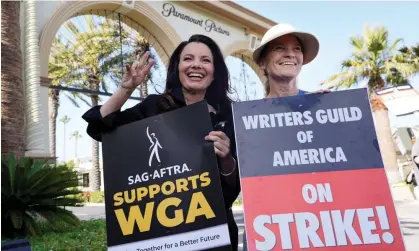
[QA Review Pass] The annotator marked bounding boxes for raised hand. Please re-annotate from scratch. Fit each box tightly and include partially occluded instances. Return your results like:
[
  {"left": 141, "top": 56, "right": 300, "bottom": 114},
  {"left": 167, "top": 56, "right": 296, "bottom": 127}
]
[{"left": 121, "top": 51, "right": 155, "bottom": 91}]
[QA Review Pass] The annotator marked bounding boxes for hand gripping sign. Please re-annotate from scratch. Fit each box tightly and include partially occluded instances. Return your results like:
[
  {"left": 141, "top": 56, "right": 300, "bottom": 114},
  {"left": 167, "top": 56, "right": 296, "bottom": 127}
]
[{"left": 232, "top": 88, "right": 406, "bottom": 251}]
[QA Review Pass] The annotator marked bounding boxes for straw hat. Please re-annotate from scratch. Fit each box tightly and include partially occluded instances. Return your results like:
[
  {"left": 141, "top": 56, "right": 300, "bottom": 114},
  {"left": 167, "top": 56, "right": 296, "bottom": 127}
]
[{"left": 253, "top": 23, "right": 319, "bottom": 65}]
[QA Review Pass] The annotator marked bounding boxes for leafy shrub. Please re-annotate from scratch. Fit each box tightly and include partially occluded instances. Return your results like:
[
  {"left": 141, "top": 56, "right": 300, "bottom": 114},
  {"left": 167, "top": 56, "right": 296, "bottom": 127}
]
[
  {"left": 78, "top": 191, "right": 105, "bottom": 203},
  {"left": 28, "top": 219, "right": 107, "bottom": 250},
  {"left": 1, "top": 154, "right": 84, "bottom": 238},
  {"left": 89, "top": 191, "right": 105, "bottom": 203},
  {"left": 2, "top": 219, "right": 108, "bottom": 250},
  {"left": 233, "top": 198, "right": 243, "bottom": 206}
]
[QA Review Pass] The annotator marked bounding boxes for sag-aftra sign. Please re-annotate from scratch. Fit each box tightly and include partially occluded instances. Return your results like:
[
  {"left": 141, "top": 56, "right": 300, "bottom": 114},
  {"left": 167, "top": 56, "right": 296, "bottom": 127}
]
[{"left": 102, "top": 101, "right": 232, "bottom": 251}]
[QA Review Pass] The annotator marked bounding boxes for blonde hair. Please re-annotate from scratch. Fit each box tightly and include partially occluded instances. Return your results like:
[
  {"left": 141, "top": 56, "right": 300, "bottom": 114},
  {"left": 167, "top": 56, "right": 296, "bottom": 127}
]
[
  {"left": 258, "top": 46, "right": 270, "bottom": 97},
  {"left": 263, "top": 79, "right": 270, "bottom": 97}
]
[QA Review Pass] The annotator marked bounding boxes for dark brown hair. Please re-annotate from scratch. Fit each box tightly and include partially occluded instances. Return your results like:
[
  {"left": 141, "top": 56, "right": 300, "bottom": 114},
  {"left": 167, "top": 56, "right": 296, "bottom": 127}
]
[{"left": 158, "top": 34, "right": 232, "bottom": 114}]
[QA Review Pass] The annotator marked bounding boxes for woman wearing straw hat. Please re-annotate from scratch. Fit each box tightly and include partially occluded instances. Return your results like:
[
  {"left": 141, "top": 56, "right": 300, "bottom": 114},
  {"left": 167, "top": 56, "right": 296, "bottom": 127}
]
[
  {"left": 241, "top": 24, "right": 329, "bottom": 251},
  {"left": 253, "top": 23, "right": 329, "bottom": 97}
]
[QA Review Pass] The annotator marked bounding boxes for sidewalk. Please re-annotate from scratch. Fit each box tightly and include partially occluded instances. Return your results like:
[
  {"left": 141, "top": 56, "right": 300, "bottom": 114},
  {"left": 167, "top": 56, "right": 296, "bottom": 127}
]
[{"left": 395, "top": 199, "right": 419, "bottom": 251}]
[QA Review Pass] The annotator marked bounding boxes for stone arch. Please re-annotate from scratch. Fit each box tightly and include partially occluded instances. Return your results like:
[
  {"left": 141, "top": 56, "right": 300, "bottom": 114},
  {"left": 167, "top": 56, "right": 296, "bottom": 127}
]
[
  {"left": 223, "top": 40, "right": 266, "bottom": 84},
  {"left": 39, "top": 0, "right": 182, "bottom": 77}
]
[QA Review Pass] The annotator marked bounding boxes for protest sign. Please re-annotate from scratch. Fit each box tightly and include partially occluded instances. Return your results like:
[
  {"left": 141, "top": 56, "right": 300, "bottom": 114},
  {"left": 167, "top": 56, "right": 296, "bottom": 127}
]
[
  {"left": 232, "top": 88, "right": 406, "bottom": 251},
  {"left": 101, "top": 101, "right": 231, "bottom": 251}
]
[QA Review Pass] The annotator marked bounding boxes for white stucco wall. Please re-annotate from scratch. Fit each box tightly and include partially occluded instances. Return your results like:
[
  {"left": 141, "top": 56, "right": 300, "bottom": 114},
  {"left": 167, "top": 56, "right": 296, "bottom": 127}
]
[
  {"left": 35, "top": 1, "right": 64, "bottom": 37},
  {"left": 147, "top": 1, "right": 249, "bottom": 53},
  {"left": 34, "top": 1, "right": 66, "bottom": 156}
]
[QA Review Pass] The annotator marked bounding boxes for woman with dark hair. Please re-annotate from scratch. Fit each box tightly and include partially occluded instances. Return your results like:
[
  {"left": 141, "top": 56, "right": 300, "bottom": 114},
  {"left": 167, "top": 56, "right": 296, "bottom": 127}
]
[{"left": 82, "top": 34, "right": 240, "bottom": 250}]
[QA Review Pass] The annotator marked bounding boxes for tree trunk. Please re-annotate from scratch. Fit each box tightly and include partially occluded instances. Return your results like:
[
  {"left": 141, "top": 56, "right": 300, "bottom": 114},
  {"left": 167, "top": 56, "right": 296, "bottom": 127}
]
[
  {"left": 90, "top": 95, "right": 101, "bottom": 191},
  {"left": 75, "top": 138, "right": 78, "bottom": 159},
  {"left": 48, "top": 89, "right": 59, "bottom": 157},
  {"left": 63, "top": 124, "right": 66, "bottom": 161},
  {"left": 371, "top": 97, "right": 401, "bottom": 184},
  {"left": 1, "top": 1, "right": 25, "bottom": 157},
  {"left": 89, "top": 74, "right": 101, "bottom": 191}
]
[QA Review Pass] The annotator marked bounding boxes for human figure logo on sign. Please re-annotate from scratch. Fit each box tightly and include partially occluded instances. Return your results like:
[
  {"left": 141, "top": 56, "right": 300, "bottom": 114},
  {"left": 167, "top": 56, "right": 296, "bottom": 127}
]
[{"left": 147, "top": 126, "right": 163, "bottom": 167}]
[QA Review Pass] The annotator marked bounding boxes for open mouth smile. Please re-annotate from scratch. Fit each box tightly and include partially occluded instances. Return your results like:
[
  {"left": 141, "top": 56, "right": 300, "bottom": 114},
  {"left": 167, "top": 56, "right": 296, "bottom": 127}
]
[
  {"left": 187, "top": 72, "right": 205, "bottom": 80},
  {"left": 279, "top": 61, "right": 297, "bottom": 66}
]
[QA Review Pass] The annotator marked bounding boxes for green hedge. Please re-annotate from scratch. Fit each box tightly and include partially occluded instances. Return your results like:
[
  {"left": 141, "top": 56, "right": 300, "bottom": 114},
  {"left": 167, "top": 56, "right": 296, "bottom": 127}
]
[
  {"left": 5, "top": 219, "right": 108, "bottom": 250},
  {"left": 81, "top": 191, "right": 105, "bottom": 203}
]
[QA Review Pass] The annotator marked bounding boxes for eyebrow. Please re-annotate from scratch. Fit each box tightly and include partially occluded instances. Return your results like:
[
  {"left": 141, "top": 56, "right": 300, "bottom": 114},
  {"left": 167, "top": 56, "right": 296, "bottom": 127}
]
[
  {"left": 276, "top": 42, "right": 301, "bottom": 46},
  {"left": 182, "top": 54, "right": 212, "bottom": 59}
]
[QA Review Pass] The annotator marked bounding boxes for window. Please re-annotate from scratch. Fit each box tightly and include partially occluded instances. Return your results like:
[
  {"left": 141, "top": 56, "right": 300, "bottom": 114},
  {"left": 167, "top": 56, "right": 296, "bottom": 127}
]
[
  {"left": 83, "top": 173, "right": 90, "bottom": 188},
  {"left": 407, "top": 128, "right": 417, "bottom": 144}
]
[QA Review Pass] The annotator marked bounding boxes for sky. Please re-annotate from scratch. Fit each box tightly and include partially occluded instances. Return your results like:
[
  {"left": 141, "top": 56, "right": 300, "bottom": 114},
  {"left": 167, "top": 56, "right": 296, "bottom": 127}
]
[{"left": 54, "top": 1, "right": 419, "bottom": 163}]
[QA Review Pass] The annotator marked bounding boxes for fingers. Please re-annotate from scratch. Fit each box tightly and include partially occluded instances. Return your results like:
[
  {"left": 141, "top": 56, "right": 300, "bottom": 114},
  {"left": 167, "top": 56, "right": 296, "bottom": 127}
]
[
  {"left": 214, "top": 148, "right": 224, "bottom": 158},
  {"left": 122, "top": 65, "right": 132, "bottom": 81},
  {"left": 214, "top": 141, "right": 229, "bottom": 154},
  {"left": 141, "top": 59, "right": 155, "bottom": 75},
  {"left": 129, "top": 61, "right": 139, "bottom": 77},
  {"left": 133, "top": 52, "right": 155, "bottom": 79},
  {"left": 205, "top": 134, "right": 230, "bottom": 146},
  {"left": 205, "top": 131, "right": 230, "bottom": 158},
  {"left": 208, "top": 131, "right": 228, "bottom": 140},
  {"left": 129, "top": 52, "right": 149, "bottom": 76},
  {"left": 137, "top": 51, "right": 150, "bottom": 70}
]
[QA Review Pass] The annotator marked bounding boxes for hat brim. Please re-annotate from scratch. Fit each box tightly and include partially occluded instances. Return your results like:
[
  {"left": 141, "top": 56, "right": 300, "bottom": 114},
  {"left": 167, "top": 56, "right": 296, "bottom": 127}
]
[{"left": 253, "top": 31, "right": 319, "bottom": 65}]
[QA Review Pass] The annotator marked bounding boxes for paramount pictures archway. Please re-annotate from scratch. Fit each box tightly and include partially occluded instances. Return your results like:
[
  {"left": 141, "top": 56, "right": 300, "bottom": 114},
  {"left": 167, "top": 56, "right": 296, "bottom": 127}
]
[{"left": 24, "top": 0, "right": 276, "bottom": 160}]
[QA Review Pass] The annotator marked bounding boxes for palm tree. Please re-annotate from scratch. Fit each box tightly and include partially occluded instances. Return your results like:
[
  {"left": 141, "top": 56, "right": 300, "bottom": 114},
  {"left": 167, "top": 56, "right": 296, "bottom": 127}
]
[
  {"left": 60, "top": 115, "right": 71, "bottom": 161},
  {"left": 1, "top": 1, "right": 25, "bottom": 157},
  {"left": 49, "top": 18, "right": 122, "bottom": 191},
  {"left": 49, "top": 15, "right": 159, "bottom": 191},
  {"left": 48, "top": 39, "right": 87, "bottom": 160},
  {"left": 394, "top": 43, "right": 419, "bottom": 76},
  {"left": 48, "top": 89, "right": 60, "bottom": 158},
  {"left": 70, "top": 131, "right": 83, "bottom": 159},
  {"left": 322, "top": 25, "right": 418, "bottom": 184}
]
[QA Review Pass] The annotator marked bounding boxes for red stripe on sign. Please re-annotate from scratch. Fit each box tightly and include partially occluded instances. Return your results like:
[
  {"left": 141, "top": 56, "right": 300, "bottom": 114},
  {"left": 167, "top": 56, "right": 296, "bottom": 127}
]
[{"left": 241, "top": 168, "right": 405, "bottom": 251}]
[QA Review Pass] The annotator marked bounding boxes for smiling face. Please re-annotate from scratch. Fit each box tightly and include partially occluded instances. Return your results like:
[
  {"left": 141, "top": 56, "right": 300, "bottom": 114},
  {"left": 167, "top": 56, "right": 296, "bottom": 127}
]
[
  {"left": 260, "top": 34, "right": 304, "bottom": 81},
  {"left": 178, "top": 42, "right": 214, "bottom": 92}
]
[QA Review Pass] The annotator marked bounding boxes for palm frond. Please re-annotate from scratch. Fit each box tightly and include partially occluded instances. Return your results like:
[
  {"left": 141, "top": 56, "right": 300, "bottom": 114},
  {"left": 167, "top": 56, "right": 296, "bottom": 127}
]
[
  {"left": 323, "top": 25, "right": 415, "bottom": 92},
  {"left": 64, "top": 92, "right": 81, "bottom": 108},
  {"left": 2, "top": 154, "right": 83, "bottom": 237},
  {"left": 64, "top": 21, "right": 80, "bottom": 39},
  {"left": 23, "top": 213, "right": 41, "bottom": 236},
  {"left": 322, "top": 71, "right": 359, "bottom": 89},
  {"left": 388, "top": 38, "right": 404, "bottom": 54}
]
